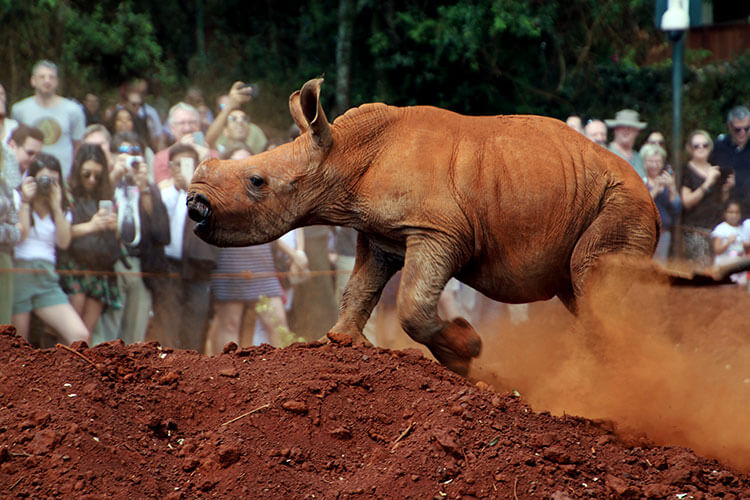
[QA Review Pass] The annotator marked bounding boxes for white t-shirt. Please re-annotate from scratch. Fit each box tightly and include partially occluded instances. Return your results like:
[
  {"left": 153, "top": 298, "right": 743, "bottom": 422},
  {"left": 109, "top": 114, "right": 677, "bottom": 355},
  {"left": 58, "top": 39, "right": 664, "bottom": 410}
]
[
  {"left": 711, "top": 221, "right": 746, "bottom": 262},
  {"left": 13, "top": 190, "right": 72, "bottom": 263},
  {"left": 160, "top": 184, "right": 187, "bottom": 260},
  {"left": 711, "top": 220, "right": 750, "bottom": 284}
]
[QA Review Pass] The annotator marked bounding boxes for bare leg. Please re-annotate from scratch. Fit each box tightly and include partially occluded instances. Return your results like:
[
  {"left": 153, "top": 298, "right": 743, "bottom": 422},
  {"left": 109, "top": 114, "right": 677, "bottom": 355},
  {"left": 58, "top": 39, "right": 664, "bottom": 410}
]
[
  {"left": 210, "top": 301, "right": 244, "bottom": 353},
  {"left": 34, "top": 304, "right": 89, "bottom": 345},
  {"left": 240, "top": 304, "right": 258, "bottom": 347},
  {"left": 81, "top": 297, "right": 104, "bottom": 334},
  {"left": 68, "top": 292, "right": 85, "bottom": 316},
  {"left": 257, "top": 296, "right": 287, "bottom": 347},
  {"left": 12, "top": 312, "right": 31, "bottom": 340}
]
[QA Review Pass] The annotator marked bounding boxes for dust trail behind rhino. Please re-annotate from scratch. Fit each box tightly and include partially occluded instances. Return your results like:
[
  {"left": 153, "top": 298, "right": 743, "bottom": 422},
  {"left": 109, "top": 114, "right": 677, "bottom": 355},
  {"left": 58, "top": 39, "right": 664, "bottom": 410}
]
[{"left": 473, "top": 263, "right": 750, "bottom": 473}]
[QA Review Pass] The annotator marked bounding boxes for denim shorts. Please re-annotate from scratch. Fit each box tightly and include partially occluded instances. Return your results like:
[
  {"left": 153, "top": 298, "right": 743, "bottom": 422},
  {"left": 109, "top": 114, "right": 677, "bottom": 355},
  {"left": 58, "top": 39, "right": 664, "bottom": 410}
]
[{"left": 12, "top": 259, "right": 70, "bottom": 315}]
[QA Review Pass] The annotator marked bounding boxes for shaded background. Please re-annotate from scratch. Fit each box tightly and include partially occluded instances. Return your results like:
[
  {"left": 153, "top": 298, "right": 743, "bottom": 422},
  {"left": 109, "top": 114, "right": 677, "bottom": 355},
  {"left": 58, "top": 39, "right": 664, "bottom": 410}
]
[{"left": 1, "top": 0, "right": 749, "bottom": 139}]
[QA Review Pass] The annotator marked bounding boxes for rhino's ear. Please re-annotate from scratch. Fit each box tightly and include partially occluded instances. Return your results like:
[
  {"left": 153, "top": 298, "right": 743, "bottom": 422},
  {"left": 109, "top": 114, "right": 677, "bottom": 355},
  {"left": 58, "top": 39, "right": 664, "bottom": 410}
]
[
  {"left": 299, "top": 78, "right": 332, "bottom": 150},
  {"left": 288, "top": 90, "right": 310, "bottom": 133}
]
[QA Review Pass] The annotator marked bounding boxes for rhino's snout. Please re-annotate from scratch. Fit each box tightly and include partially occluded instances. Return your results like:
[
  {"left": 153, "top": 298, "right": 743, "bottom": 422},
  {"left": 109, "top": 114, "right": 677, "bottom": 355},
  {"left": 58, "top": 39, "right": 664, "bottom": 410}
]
[{"left": 187, "top": 192, "right": 212, "bottom": 225}]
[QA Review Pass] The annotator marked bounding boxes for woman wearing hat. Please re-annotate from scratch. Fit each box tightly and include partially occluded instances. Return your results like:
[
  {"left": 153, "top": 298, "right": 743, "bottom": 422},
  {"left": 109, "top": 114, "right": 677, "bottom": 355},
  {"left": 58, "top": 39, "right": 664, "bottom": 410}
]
[{"left": 606, "top": 109, "right": 648, "bottom": 182}]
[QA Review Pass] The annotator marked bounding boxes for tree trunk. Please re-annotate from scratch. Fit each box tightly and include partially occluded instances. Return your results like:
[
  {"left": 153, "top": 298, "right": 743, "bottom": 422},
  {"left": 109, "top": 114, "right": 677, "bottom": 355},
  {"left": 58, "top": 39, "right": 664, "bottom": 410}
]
[{"left": 335, "top": 0, "right": 355, "bottom": 117}]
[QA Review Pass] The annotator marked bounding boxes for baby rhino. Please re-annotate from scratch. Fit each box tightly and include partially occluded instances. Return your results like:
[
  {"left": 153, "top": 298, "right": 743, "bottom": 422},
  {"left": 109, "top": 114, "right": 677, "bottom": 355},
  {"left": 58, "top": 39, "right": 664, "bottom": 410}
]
[{"left": 187, "top": 78, "right": 659, "bottom": 376}]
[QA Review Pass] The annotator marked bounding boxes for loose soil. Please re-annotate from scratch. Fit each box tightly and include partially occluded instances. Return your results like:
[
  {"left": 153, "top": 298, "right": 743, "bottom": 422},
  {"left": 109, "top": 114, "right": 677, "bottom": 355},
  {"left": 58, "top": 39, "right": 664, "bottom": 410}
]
[{"left": 0, "top": 271, "right": 749, "bottom": 499}]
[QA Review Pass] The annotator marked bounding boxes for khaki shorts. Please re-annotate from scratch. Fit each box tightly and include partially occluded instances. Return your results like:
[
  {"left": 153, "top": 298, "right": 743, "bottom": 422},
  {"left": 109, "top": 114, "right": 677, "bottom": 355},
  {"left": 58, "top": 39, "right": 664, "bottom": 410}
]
[{"left": 12, "top": 259, "right": 69, "bottom": 315}]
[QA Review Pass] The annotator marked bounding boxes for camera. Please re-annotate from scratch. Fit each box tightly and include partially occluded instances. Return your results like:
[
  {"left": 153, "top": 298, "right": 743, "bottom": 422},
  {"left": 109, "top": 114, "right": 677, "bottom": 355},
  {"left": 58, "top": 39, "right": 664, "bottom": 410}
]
[
  {"left": 36, "top": 175, "right": 54, "bottom": 196},
  {"left": 126, "top": 155, "right": 144, "bottom": 169}
]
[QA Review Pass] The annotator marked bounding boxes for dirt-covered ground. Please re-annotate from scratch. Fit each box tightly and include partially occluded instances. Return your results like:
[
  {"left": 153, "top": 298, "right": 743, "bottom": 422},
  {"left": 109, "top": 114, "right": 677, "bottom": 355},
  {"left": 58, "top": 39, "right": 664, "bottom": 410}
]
[{"left": 0, "top": 269, "right": 749, "bottom": 499}]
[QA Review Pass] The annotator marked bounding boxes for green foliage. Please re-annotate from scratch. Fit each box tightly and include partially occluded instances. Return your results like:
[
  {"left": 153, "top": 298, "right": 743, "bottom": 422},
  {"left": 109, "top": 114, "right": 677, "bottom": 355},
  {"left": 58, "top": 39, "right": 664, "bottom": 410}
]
[
  {"left": 683, "top": 51, "right": 750, "bottom": 136},
  {"left": 60, "top": 2, "right": 165, "bottom": 92},
  {"left": 1, "top": 0, "right": 747, "bottom": 144}
]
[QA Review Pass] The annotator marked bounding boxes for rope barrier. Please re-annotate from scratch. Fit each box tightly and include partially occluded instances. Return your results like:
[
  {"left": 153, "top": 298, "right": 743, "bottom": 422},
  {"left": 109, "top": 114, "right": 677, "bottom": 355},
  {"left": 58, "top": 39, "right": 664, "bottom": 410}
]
[{"left": 0, "top": 266, "right": 345, "bottom": 280}]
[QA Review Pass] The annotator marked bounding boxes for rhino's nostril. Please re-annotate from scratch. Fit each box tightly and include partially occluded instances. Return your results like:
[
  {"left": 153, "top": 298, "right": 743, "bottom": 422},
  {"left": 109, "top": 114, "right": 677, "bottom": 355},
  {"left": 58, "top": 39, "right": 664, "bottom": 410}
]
[{"left": 187, "top": 193, "right": 212, "bottom": 223}]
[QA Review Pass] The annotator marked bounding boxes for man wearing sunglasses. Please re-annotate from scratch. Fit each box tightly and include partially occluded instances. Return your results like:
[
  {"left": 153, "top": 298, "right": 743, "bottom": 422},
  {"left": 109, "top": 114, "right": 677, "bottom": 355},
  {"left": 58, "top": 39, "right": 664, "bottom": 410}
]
[
  {"left": 205, "top": 82, "right": 267, "bottom": 156},
  {"left": 710, "top": 105, "right": 750, "bottom": 214}
]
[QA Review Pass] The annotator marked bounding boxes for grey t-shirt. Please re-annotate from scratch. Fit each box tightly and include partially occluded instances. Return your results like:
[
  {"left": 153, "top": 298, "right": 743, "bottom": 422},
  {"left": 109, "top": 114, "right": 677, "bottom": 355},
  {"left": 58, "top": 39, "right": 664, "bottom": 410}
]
[{"left": 11, "top": 96, "right": 86, "bottom": 178}]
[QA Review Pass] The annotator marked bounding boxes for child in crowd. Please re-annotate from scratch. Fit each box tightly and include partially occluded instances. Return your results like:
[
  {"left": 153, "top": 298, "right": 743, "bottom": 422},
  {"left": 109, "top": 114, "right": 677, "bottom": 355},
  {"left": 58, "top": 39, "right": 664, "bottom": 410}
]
[{"left": 711, "top": 200, "right": 750, "bottom": 285}]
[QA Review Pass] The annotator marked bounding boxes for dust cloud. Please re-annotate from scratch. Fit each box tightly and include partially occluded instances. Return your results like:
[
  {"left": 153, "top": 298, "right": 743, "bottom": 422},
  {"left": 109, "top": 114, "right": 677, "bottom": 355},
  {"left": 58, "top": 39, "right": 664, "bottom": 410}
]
[{"left": 473, "top": 263, "right": 750, "bottom": 473}]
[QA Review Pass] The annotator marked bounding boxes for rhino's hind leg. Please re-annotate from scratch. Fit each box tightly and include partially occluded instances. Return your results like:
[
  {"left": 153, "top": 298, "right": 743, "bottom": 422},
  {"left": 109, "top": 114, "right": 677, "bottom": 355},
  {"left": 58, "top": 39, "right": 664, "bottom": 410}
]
[
  {"left": 397, "top": 238, "right": 481, "bottom": 376},
  {"left": 568, "top": 196, "right": 658, "bottom": 305}
]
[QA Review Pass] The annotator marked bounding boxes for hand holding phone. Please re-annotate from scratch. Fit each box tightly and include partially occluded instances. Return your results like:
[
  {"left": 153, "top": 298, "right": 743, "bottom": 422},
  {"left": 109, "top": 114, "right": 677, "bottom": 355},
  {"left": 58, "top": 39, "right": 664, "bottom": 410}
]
[
  {"left": 99, "top": 200, "right": 113, "bottom": 215},
  {"left": 180, "top": 157, "right": 195, "bottom": 184}
]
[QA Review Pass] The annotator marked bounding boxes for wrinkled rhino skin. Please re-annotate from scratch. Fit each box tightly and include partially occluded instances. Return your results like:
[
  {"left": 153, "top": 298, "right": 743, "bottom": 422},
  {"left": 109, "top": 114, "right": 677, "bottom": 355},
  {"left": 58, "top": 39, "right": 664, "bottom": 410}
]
[{"left": 187, "top": 78, "right": 659, "bottom": 376}]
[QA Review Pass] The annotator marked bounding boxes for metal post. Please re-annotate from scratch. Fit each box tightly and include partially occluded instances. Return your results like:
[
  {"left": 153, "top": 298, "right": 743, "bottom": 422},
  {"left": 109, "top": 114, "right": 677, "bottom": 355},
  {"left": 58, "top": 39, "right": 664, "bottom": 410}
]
[{"left": 671, "top": 32, "right": 686, "bottom": 259}]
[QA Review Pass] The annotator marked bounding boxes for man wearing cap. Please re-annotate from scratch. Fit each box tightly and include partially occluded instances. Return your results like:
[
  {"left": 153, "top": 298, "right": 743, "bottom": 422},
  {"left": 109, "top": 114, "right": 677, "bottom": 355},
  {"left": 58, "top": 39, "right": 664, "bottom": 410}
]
[{"left": 606, "top": 109, "right": 647, "bottom": 182}]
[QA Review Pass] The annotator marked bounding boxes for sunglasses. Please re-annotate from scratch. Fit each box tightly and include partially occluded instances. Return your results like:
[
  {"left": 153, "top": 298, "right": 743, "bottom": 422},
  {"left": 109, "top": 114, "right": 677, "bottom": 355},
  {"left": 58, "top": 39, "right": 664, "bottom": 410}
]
[
  {"left": 732, "top": 125, "right": 750, "bottom": 134},
  {"left": 228, "top": 114, "right": 249, "bottom": 123},
  {"left": 118, "top": 145, "right": 142, "bottom": 155},
  {"left": 81, "top": 170, "right": 101, "bottom": 180},
  {"left": 691, "top": 142, "right": 710, "bottom": 149}
]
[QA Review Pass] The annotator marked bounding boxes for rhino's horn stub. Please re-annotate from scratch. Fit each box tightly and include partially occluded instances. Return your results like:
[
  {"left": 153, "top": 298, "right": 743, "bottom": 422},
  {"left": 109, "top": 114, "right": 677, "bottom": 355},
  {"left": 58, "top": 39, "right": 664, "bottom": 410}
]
[{"left": 299, "top": 78, "right": 332, "bottom": 150}]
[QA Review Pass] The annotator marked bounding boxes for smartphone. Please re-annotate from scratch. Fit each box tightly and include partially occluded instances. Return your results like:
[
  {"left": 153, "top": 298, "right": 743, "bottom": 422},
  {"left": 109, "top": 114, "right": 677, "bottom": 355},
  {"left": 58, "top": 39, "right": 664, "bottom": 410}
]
[
  {"left": 191, "top": 131, "right": 205, "bottom": 146},
  {"left": 239, "top": 83, "right": 259, "bottom": 97},
  {"left": 98, "top": 200, "right": 113, "bottom": 215},
  {"left": 180, "top": 157, "right": 195, "bottom": 183}
]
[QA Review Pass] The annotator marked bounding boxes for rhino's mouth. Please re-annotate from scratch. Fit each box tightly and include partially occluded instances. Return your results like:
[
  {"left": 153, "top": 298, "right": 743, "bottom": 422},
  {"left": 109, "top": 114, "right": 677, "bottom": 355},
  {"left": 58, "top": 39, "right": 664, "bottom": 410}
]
[{"left": 187, "top": 191, "right": 213, "bottom": 229}]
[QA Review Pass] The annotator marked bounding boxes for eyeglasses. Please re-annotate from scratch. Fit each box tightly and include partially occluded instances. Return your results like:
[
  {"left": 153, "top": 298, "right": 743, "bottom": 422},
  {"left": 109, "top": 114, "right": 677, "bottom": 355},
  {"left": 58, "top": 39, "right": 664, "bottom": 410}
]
[
  {"left": 732, "top": 125, "right": 750, "bottom": 134},
  {"left": 228, "top": 114, "right": 249, "bottom": 123},
  {"left": 171, "top": 120, "right": 198, "bottom": 127},
  {"left": 647, "top": 139, "right": 664, "bottom": 145},
  {"left": 691, "top": 142, "right": 710, "bottom": 149}
]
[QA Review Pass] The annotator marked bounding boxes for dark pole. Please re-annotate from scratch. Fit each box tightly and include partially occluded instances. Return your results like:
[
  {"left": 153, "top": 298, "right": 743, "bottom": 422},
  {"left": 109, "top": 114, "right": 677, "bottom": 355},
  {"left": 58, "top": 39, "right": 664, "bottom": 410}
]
[{"left": 671, "top": 31, "right": 686, "bottom": 259}]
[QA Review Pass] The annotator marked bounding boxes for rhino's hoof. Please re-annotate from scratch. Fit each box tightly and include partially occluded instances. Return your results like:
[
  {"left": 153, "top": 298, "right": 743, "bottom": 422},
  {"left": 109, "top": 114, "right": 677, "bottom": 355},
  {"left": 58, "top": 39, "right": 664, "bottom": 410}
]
[
  {"left": 428, "top": 344, "right": 472, "bottom": 377},
  {"left": 326, "top": 331, "right": 353, "bottom": 346},
  {"left": 427, "top": 318, "right": 482, "bottom": 377},
  {"left": 325, "top": 331, "right": 373, "bottom": 348},
  {"left": 441, "top": 317, "right": 482, "bottom": 358}
]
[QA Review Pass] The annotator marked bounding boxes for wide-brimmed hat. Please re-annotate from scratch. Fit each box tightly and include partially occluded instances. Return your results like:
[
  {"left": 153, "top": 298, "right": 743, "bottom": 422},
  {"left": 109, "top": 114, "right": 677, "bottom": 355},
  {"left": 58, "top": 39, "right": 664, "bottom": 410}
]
[{"left": 605, "top": 109, "right": 647, "bottom": 130}]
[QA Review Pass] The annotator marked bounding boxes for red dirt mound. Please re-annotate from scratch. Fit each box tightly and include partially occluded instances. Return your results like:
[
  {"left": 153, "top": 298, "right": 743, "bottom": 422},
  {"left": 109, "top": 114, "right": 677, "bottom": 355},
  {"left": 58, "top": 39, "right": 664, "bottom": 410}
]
[{"left": 0, "top": 324, "right": 747, "bottom": 499}]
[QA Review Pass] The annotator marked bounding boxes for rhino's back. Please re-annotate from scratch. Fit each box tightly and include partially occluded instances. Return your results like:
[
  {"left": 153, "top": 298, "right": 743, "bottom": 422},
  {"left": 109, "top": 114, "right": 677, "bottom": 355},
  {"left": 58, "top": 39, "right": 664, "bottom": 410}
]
[
  {"left": 382, "top": 108, "right": 657, "bottom": 301},
  {"left": 336, "top": 105, "right": 657, "bottom": 302}
]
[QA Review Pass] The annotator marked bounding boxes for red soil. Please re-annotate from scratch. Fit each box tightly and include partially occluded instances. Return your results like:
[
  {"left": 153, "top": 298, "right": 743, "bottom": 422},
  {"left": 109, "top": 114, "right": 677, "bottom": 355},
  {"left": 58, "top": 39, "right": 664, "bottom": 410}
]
[{"left": 1, "top": 278, "right": 749, "bottom": 499}]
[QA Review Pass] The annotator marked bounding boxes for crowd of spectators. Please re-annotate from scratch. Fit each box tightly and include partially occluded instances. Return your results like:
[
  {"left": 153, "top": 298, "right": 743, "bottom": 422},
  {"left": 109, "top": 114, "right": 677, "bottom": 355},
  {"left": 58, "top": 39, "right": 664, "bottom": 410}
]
[
  {"left": 571, "top": 107, "right": 750, "bottom": 275},
  {"left": 0, "top": 59, "right": 748, "bottom": 350}
]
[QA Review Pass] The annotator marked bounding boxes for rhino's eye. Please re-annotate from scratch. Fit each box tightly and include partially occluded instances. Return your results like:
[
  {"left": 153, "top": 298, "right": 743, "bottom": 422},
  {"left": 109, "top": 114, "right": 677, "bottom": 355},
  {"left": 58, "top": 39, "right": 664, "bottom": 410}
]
[{"left": 249, "top": 175, "right": 265, "bottom": 188}]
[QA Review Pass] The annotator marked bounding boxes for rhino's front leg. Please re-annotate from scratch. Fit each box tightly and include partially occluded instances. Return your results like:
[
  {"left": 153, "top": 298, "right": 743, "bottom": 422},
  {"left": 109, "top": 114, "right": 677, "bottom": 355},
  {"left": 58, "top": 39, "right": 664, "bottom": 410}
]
[
  {"left": 329, "top": 234, "right": 402, "bottom": 344},
  {"left": 397, "top": 237, "right": 481, "bottom": 376}
]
